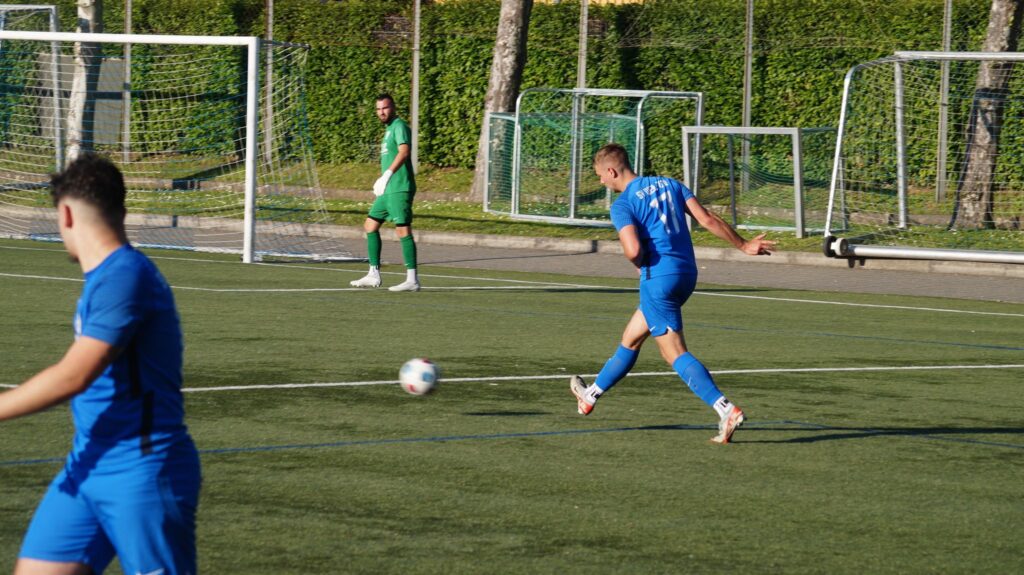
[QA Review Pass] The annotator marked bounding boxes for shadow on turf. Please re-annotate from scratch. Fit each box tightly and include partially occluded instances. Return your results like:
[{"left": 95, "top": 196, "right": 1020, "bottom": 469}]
[{"left": 742, "top": 421, "right": 1024, "bottom": 447}]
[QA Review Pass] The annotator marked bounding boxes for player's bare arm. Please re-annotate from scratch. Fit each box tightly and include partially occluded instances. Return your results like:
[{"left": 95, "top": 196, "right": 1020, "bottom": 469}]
[
  {"left": 617, "top": 224, "right": 643, "bottom": 268},
  {"left": 685, "top": 196, "right": 776, "bottom": 256},
  {"left": 0, "top": 337, "right": 118, "bottom": 421}
]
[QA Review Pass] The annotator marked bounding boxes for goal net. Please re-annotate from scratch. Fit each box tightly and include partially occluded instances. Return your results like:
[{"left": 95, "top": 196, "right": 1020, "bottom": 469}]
[
  {"left": 0, "top": 30, "right": 353, "bottom": 262},
  {"left": 682, "top": 126, "right": 835, "bottom": 238},
  {"left": 826, "top": 52, "right": 1024, "bottom": 264},
  {"left": 485, "top": 88, "right": 703, "bottom": 224}
]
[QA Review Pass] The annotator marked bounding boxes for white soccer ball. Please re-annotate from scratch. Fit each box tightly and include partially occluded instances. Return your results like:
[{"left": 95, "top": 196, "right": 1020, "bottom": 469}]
[{"left": 399, "top": 358, "right": 438, "bottom": 396}]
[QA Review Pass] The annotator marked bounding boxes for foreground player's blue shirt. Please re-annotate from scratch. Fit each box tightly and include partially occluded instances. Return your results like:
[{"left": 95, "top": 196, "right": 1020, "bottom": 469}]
[
  {"left": 610, "top": 175, "right": 697, "bottom": 278},
  {"left": 71, "top": 244, "right": 187, "bottom": 463}
]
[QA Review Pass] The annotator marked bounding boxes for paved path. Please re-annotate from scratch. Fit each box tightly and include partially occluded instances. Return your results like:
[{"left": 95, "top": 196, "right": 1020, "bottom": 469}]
[{"left": 369, "top": 240, "right": 1024, "bottom": 304}]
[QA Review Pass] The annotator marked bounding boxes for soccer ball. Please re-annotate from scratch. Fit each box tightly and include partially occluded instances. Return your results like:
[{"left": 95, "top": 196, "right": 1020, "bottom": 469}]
[{"left": 399, "top": 358, "right": 438, "bottom": 396}]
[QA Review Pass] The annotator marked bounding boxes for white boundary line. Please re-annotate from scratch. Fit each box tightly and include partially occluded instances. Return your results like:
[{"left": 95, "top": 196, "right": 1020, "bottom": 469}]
[
  {"left": 2, "top": 246, "right": 1023, "bottom": 317},
  {"left": 147, "top": 363, "right": 1024, "bottom": 392},
  {"left": 3, "top": 363, "right": 1024, "bottom": 392},
  {"left": 693, "top": 292, "right": 1024, "bottom": 318}
]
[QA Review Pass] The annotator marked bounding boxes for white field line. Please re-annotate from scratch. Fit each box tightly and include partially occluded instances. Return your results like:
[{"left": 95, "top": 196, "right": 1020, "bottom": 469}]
[
  {"left": 12, "top": 363, "right": 1010, "bottom": 393},
  {"left": 693, "top": 292, "right": 1024, "bottom": 318},
  {"left": 2, "top": 249, "right": 1023, "bottom": 317},
  {"left": 9, "top": 363, "right": 1020, "bottom": 391}
]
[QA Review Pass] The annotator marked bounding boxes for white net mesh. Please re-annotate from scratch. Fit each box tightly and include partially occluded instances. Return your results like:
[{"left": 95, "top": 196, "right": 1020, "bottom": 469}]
[
  {"left": 687, "top": 128, "right": 835, "bottom": 235},
  {"left": 0, "top": 32, "right": 352, "bottom": 261},
  {"left": 486, "top": 89, "right": 701, "bottom": 223},
  {"left": 828, "top": 54, "right": 1024, "bottom": 256}
]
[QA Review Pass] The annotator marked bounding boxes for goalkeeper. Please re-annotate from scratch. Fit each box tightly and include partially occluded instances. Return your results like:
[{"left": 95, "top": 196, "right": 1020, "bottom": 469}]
[
  {"left": 351, "top": 93, "right": 420, "bottom": 292},
  {"left": 571, "top": 144, "right": 775, "bottom": 444}
]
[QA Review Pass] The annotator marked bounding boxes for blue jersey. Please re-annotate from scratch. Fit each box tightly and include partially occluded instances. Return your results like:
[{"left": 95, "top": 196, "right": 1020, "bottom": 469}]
[
  {"left": 70, "top": 244, "right": 188, "bottom": 463},
  {"left": 610, "top": 175, "right": 697, "bottom": 278}
]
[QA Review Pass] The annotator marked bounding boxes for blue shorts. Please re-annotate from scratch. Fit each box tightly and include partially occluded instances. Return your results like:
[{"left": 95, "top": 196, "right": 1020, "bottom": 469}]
[
  {"left": 639, "top": 272, "right": 697, "bottom": 337},
  {"left": 19, "top": 440, "right": 201, "bottom": 575}
]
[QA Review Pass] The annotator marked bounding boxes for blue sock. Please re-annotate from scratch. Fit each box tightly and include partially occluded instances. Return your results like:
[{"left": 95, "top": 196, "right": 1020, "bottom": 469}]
[
  {"left": 594, "top": 345, "right": 640, "bottom": 393},
  {"left": 673, "top": 352, "right": 724, "bottom": 408}
]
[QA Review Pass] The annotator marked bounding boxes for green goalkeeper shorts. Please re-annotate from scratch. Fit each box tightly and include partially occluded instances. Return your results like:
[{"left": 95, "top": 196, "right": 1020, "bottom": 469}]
[{"left": 368, "top": 191, "right": 414, "bottom": 226}]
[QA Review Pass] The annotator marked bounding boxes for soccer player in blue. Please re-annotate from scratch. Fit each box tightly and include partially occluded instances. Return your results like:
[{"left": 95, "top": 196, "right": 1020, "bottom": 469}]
[
  {"left": 0, "top": 154, "right": 201, "bottom": 574},
  {"left": 571, "top": 144, "right": 776, "bottom": 444}
]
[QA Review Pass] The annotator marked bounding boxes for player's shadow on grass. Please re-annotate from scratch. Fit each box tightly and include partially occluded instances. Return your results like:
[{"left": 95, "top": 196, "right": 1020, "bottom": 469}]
[{"left": 743, "top": 423, "right": 1024, "bottom": 445}]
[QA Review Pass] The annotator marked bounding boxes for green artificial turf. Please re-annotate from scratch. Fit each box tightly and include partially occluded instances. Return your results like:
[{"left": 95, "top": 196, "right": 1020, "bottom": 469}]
[{"left": 1, "top": 239, "right": 1021, "bottom": 574}]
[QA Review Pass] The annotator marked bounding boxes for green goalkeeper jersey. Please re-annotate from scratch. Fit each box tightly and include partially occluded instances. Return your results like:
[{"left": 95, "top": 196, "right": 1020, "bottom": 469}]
[{"left": 380, "top": 117, "right": 416, "bottom": 194}]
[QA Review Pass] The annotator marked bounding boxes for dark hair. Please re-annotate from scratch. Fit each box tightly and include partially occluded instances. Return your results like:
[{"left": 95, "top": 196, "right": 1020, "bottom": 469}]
[
  {"left": 50, "top": 153, "right": 127, "bottom": 227},
  {"left": 376, "top": 93, "right": 395, "bottom": 105}
]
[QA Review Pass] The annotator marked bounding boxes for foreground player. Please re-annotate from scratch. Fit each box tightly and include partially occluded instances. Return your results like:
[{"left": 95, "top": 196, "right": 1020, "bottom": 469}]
[
  {"left": 0, "top": 154, "right": 201, "bottom": 574},
  {"left": 350, "top": 93, "right": 421, "bottom": 292},
  {"left": 571, "top": 144, "right": 775, "bottom": 444}
]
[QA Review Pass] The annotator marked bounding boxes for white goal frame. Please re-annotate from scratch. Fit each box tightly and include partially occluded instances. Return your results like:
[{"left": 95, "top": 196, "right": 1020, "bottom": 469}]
[
  {"left": 0, "top": 30, "right": 265, "bottom": 262},
  {"left": 681, "top": 125, "right": 836, "bottom": 239},
  {"left": 825, "top": 51, "right": 1024, "bottom": 265}
]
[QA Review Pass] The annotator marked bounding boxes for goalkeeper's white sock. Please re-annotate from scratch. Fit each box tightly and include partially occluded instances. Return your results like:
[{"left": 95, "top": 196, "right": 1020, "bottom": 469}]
[
  {"left": 713, "top": 397, "right": 733, "bottom": 418},
  {"left": 368, "top": 265, "right": 380, "bottom": 276},
  {"left": 407, "top": 268, "right": 418, "bottom": 283}
]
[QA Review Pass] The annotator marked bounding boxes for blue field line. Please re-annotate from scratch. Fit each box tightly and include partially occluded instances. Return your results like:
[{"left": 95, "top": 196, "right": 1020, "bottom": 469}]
[{"left": 2, "top": 420, "right": 1021, "bottom": 468}]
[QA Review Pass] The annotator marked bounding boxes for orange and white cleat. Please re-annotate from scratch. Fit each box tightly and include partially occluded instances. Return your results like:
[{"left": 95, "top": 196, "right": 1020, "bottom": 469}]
[
  {"left": 710, "top": 405, "right": 745, "bottom": 444},
  {"left": 570, "top": 375, "right": 595, "bottom": 416}
]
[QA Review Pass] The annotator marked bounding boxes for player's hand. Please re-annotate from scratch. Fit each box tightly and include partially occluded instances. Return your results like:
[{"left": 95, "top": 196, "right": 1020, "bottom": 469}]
[
  {"left": 373, "top": 170, "right": 393, "bottom": 197},
  {"left": 742, "top": 233, "right": 776, "bottom": 256}
]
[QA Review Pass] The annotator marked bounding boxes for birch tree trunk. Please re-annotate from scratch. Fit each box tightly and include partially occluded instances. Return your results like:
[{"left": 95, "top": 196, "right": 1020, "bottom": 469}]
[
  {"left": 952, "top": 0, "right": 1024, "bottom": 229},
  {"left": 469, "top": 0, "right": 533, "bottom": 201},
  {"left": 66, "top": 0, "right": 103, "bottom": 162}
]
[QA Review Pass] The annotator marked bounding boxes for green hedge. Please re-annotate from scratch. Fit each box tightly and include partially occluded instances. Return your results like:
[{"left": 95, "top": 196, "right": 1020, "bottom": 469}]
[{"left": 0, "top": 0, "right": 999, "bottom": 175}]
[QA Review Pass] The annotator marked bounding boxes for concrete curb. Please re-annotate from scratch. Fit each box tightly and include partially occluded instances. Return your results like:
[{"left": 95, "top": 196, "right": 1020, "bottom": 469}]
[{"left": 374, "top": 227, "right": 1023, "bottom": 279}]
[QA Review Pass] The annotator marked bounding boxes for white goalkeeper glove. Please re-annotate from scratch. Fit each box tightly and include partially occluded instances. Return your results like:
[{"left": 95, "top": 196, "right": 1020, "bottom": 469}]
[{"left": 373, "top": 169, "right": 393, "bottom": 197}]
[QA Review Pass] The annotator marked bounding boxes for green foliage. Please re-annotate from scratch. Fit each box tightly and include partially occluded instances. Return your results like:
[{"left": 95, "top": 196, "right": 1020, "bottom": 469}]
[{"left": 0, "top": 0, "right": 1005, "bottom": 176}]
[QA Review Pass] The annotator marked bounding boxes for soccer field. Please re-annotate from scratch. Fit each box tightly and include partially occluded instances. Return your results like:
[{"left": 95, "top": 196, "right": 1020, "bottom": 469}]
[{"left": 1, "top": 238, "right": 1022, "bottom": 574}]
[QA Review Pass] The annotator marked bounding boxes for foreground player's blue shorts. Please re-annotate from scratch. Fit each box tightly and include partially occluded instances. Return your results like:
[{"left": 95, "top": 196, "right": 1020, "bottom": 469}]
[
  {"left": 19, "top": 440, "right": 201, "bottom": 575},
  {"left": 639, "top": 272, "right": 697, "bottom": 337}
]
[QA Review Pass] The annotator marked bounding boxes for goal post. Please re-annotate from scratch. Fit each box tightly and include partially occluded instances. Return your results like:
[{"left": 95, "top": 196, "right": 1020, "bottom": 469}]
[
  {"left": 0, "top": 30, "right": 352, "bottom": 262},
  {"left": 825, "top": 51, "right": 1024, "bottom": 264},
  {"left": 682, "top": 126, "right": 836, "bottom": 239},
  {"left": 485, "top": 88, "right": 704, "bottom": 226}
]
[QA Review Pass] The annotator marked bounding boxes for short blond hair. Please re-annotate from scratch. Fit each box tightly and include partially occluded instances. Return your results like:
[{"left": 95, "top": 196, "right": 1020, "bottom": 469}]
[{"left": 593, "top": 143, "right": 631, "bottom": 170}]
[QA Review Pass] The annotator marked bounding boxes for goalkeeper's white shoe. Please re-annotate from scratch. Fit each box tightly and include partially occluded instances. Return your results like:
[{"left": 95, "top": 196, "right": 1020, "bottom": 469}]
[
  {"left": 710, "top": 405, "right": 745, "bottom": 444},
  {"left": 350, "top": 273, "right": 381, "bottom": 288},
  {"left": 570, "top": 375, "right": 595, "bottom": 416},
  {"left": 388, "top": 280, "right": 420, "bottom": 292}
]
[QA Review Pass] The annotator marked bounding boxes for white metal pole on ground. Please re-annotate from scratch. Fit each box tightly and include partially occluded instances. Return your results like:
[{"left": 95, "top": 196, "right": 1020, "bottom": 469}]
[
  {"left": 825, "top": 66, "right": 856, "bottom": 237},
  {"left": 47, "top": 8, "right": 64, "bottom": 171},
  {"left": 936, "top": 0, "right": 952, "bottom": 202},
  {"left": 791, "top": 128, "right": 805, "bottom": 238},
  {"left": 894, "top": 62, "right": 908, "bottom": 229},
  {"left": 569, "top": 92, "right": 581, "bottom": 219},
  {"left": 243, "top": 38, "right": 260, "bottom": 263},
  {"left": 681, "top": 126, "right": 694, "bottom": 231}
]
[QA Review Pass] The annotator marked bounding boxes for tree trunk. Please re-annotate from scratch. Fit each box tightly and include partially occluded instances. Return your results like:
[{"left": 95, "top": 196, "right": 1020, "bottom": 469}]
[
  {"left": 469, "top": 0, "right": 533, "bottom": 202},
  {"left": 952, "top": 0, "right": 1024, "bottom": 229},
  {"left": 66, "top": 0, "right": 103, "bottom": 162}
]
